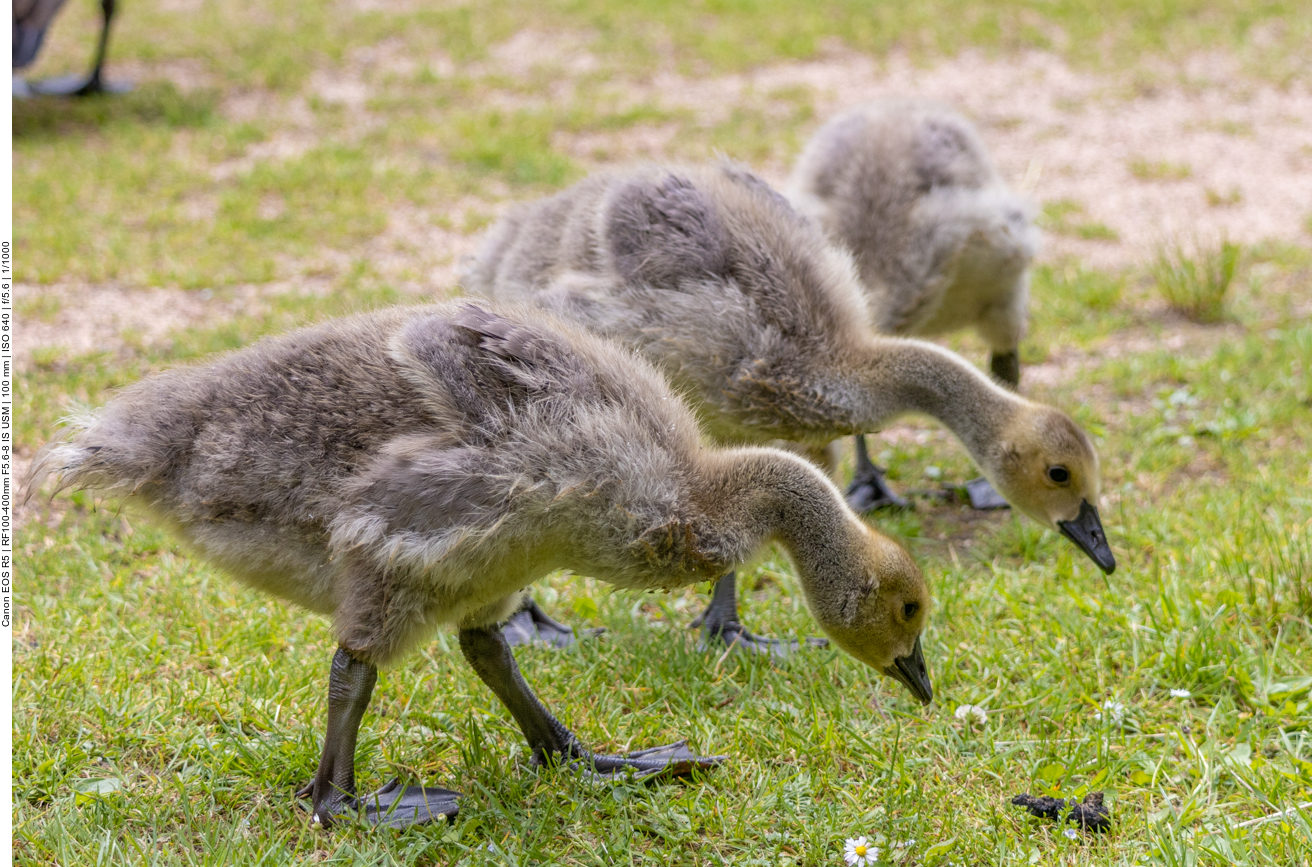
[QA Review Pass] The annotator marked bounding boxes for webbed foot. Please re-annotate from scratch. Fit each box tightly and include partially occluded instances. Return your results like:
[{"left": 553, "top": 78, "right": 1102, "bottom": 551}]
[
  {"left": 502, "top": 597, "right": 605, "bottom": 649},
  {"left": 961, "top": 477, "right": 1010, "bottom": 510},
  {"left": 550, "top": 740, "right": 725, "bottom": 781},
  {"left": 846, "top": 434, "right": 909, "bottom": 512},
  {"left": 298, "top": 778, "right": 460, "bottom": 829},
  {"left": 17, "top": 74, "right": 132, "bottom": 97},
  {"left": 692, "top": 572, "right": 827, "bottom": 658},
  {"left": 846, "top": 464, "right": 911, "bottom": 512},
  {"left": 700, "top": 619, "right": 829, "bottom": 659}
]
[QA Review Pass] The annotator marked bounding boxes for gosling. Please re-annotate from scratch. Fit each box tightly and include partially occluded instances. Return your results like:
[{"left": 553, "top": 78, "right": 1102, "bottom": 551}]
[
  {"left": 462, "top": 161, "right": 1113, "bottom": 654},
  {"left": 29, "top": 300, "right": 933, "bottom": 829},
  {"left": 788, "top": 99, "right": 1039, "bottom": 511}
]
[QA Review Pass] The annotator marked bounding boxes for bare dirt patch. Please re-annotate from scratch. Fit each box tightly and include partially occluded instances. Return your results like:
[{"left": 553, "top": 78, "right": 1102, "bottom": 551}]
[
  {"left": 635, "top": 47, "right": 1312, "bottom": 269},
  {"left": 22, "top": 38, "right": 1311, "bottom": 378},
  {"left": 14, "top": 279, "right": 335, "bottom": 369}
]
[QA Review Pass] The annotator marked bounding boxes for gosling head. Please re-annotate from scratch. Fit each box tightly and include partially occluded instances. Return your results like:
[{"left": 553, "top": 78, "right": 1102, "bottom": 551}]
[
  {"left": 987, "top": 406, "right": 1116, "bottom": 574},
  {"left": 812, "top": 526, "right": 933, "bottom": 704}
]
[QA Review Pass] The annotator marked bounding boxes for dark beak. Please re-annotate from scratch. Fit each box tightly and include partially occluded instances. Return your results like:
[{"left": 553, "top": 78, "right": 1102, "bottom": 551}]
[
  {"left": 882, "top": 636, "right": 932, "bottom": 705},
  {"left": 1057, "top": 499, "right": 1116, "bottom": 574}
]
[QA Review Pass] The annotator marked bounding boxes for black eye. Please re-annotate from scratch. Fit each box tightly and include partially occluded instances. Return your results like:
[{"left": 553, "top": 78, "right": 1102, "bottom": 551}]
[
  {"left": 1047, "top": 466, "right": 1070, "bottom": 484},
  {"left": 904, "top": 602, "right": 919, "bottom": 620}
]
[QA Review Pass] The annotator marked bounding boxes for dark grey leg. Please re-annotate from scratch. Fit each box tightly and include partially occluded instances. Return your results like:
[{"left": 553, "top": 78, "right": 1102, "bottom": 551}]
[
  {"left": 459, "top": 624, "right": 724, "bottom": 778},
  {"left": 689, "top": 572, "right": 828, "bottom": 658},
  {"left": 990, "top": 350, "right": 1020, "bottom": 389},
  {"left": 845, "top": 434, "right": 910, "bottom": 513},
  {"left": 502, "top": 596, "right": 605, "bottom": 650},
  {"left": 76, "top": 0, "right": 116, "bottom": 95},
  {"left": 296, "top": 647, "right": 460, "bottom": 829},
  {"left": 25, "top": 0, "right": 131, "bottom": 97},
  {"left": 955, "top": 352, "right": 1017, "bottom": 510}
]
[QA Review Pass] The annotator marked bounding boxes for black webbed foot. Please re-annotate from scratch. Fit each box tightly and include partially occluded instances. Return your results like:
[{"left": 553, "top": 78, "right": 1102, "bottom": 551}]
[
  {"left": 459, "top": 624, "right": 727, "bottom": 791},
  {"left": 548, "top": 740, "right": 725, "bottom": 781},
  {"left": 357, "top": 779, "right": 461, "bottom": 828},
  {"left": 846, "top": 434, "right": 910, "bottom": 513},
  {"left": 16, "top": 74, "right": 132, "bottom": 98},
  {"left": 298, "top": 778, "right": 460, "bottom": 829},
  {"left": 961, "top": 477, "right": 1010, "bottom": 510},
  {"left": 700, "top": 619, "right": 829, "bottom": 659},
  {"left": 693, "top": 572, "right": 827, "bottom": 659},
  {"left": 502, "top": 597, "right": 604, "bottom": 649},
  {"left": 846, "top": 464, "right": 911, "bottom": 512}
]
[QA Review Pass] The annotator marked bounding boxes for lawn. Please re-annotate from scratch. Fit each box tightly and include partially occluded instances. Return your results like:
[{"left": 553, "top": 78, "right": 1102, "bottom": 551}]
[{"left": 12, "top": 1, "right": 1312, "bottom": 865}]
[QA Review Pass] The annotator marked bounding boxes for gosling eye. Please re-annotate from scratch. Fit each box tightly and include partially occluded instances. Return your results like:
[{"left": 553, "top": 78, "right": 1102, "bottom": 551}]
[
  {"left": 903, "top": 601, "right": 920, "bottom": 620},
  {"left": 1046, "top": 465, "right": 1070, "bottom": 485}
]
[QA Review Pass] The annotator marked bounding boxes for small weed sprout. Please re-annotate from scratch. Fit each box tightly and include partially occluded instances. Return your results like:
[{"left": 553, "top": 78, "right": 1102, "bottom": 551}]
[
  {"left": 1205, "top": 187, "right": 1242, "bottom": 207},
  {"left": 1153, "top": 238, "right": 1240, "bottom": 323},
  {"left": 1129, "top": 158, "right": 1192, "bottom": 181}
]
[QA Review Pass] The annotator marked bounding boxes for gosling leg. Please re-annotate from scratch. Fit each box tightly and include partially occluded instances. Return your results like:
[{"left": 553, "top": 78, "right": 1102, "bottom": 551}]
[
  {"left": 689, "top": 571, "right": 829, "bottom": 658},
  {"left": 989, "top": 350, "right": 1021, "bottom": 389},
  {"left": 297, "top": 647, "right": 460, "bottom": 829},
  {"left": 501, "top": 596, "right": 605, "bottom": 650},
  {"left": 955, "top": 350, "right": 1021, "bottom": 511},
  {"left": 845, "top": 434, "right": 910, "bottom": 512},
  {"left": 459, "top": 624, "right": 724, "bottom": 778}
]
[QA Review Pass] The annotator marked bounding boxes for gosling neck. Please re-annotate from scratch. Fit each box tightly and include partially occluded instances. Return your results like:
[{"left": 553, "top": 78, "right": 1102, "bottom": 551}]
[
  {"left": 696, "top": 448, "right": 864, "bottom": 594},
  {"left": 849, "top": 337, "right": 1024, "bottom": 459}
]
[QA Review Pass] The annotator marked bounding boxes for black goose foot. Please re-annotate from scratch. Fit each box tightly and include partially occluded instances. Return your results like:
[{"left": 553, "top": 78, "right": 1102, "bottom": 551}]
[
  {"left": 552, "top": 740, "right": 726, "bottom": 781},
  {"left": 961, "top": 477, "right": 1010, "bottom": 511},
  {"left": 846, "top": 463, "right": 911, "bottom": 513},
  {"left": 700, "top": 619, "right": 829, "bottom": 659},
  {"left": 16, "top": 74, "right": 132, "bottom": 98},
  {"left": 502, "top": 597, "right": 604, "bottom": 649},
  {"left": 847, "top": 433, "right": 910, "bottom": 513},
  {"left": 297, "top": 778, "right": 461, "bottom": 829},
  {"left": 692, "top": 572, "right": 827, "bottom": 659}
]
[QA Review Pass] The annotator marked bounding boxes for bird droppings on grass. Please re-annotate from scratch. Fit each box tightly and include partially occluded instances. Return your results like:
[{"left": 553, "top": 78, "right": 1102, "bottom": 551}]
[{"left": 1011, "top": 791, "right": 1112, "bottom": 834}]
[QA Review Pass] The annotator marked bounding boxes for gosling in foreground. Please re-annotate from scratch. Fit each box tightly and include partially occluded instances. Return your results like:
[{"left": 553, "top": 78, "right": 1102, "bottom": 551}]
[{"left": 30, "top": 301, "right": 933, "bottom": 829}]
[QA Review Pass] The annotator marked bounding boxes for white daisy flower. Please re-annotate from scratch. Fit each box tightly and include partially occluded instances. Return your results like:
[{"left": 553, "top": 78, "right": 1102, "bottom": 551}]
[
  {"left": 844, "top": 836, "right": 880, "bottom": 865},
  {"left": 1094, "top": 700, "right": 1125, "bottom": 725},
  {"left": 1170, "top": 688, "right": 1192, "bottom": 699},
  {"left": 954, "top": 704, "right": 988, "bottom": 725}
]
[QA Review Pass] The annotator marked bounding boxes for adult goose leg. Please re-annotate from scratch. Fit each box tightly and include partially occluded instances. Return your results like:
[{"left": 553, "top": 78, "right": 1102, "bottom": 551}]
[
  {"left": 459, "top": 624, "right": 725, "bottom": 777},
  {"left": 501, "top": 596, "right": 605, "bottom": 649},
  {"left": 297, "top": 648, "right": 460, "bottom": 829},
  {"left": 845, "top": 434, "right": 909, "bottom": 513},
  {"left": 25, "top": 0, "right": 131, "bottom": 97},
  {"left": 690, "top": 572, "right": 829, "bottom": 658}
]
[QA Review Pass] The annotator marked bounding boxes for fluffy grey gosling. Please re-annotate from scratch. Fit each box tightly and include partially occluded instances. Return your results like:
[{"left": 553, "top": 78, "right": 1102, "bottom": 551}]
[
  {"left": 29, "top": 301, "right": 933, "bottom": 829},
  {"left": 461, "top": 161, "right": 1112, "bottom": 654},
  {"left": 788, "top": 98, "right": 1039, "bottom": 511}
]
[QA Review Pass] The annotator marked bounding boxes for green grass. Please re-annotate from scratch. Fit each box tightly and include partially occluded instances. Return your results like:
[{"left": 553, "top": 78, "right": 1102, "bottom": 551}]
[
  {"left": 1129, "top": 159, "right": 1195, "bottom": 182},
  {"left": 14, "top": 0, "right": 1312, "bottom": 864},
  {"left": 1207, "top": 188, "right": 1244, "bottom": 208},
  {"left": 1153, "top": 239, "right": 1242, "bottom": 323},
  {"left": 1039, "top": 199, "right": 1121, "bottom": 244}
]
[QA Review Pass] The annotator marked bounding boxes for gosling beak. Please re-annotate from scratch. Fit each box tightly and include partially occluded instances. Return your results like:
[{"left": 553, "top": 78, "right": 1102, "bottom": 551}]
[
  {"left": 882, "top": 636, "right": 933, "bottom": 705},
  {"left": 1057, "top": 499, "right": 1116, "bottom": 574}
]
